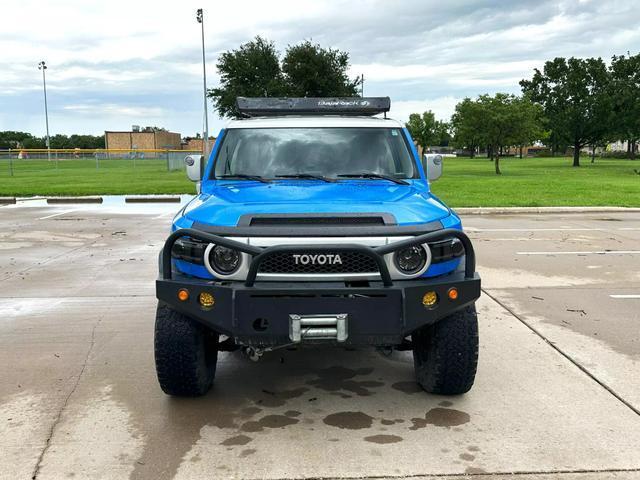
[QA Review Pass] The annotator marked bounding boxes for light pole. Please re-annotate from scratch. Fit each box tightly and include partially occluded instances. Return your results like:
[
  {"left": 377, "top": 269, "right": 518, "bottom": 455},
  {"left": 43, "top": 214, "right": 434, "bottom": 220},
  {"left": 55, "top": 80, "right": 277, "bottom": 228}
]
[
  {"left": 38, "top": 61, "right": 52, "bottom": 164},
  {"left": 196, "top": 9, "right": 209, "bottom": 156}
]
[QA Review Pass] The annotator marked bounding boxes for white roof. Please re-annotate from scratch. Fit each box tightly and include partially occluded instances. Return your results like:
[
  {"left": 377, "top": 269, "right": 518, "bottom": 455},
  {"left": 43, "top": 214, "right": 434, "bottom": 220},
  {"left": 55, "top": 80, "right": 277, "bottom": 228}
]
[{"left": 225, "top": 115, "right": 404, "bottom": 129}]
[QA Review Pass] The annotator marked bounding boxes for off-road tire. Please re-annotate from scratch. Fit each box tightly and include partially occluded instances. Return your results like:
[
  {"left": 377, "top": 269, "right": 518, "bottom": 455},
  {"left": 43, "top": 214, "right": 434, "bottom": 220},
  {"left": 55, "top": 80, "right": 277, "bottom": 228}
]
[
  {"left": 154, "top": 303, "right": 219, "bottom": 396},
  {"left": 412, "top": 304, "right": 478, "bottom": 395}
]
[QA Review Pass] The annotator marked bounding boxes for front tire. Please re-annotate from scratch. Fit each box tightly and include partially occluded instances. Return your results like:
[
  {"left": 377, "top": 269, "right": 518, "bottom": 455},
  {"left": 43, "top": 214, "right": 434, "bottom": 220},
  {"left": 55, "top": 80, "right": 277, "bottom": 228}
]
[
  {"left": 154, "top": 303, "right": 219, "bottom": 396},
  {"left": 412, "top": 304, "right": 479, "bottom": 395}
]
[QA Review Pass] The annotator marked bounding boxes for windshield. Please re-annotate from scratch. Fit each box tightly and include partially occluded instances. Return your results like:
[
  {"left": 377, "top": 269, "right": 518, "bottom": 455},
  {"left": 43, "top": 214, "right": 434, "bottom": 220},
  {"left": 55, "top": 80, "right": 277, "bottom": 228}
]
[{"left": 212, "top": 127, "right": 416, "bottom": 179}]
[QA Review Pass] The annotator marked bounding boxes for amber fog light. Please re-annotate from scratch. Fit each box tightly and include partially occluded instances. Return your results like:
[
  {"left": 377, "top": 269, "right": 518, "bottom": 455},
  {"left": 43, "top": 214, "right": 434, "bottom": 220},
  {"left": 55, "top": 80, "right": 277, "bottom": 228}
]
[
  {"left": 198, "top": 292, "right": 215, "bottom": 308},
  {"left": 177, "top": 289, "right": 189, "bottom": 301},
  {"left": 422, "top": 291, "right": 438, "bottom": 308},
  {"left": 448, "top": 287, "right": 459, "bottom": 300}
]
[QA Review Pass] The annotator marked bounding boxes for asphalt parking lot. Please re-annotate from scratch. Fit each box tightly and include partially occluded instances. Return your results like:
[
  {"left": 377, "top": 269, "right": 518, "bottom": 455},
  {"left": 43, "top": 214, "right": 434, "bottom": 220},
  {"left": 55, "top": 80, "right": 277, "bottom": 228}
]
[{"left": 1, "top": 199, "right": 639, "bottom": 480}]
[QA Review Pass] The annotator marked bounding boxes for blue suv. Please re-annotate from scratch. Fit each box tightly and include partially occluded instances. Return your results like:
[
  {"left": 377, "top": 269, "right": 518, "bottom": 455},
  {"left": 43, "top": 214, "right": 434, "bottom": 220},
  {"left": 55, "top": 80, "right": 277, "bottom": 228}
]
[{"left": 155, "top": 97, "right": 480, "bottom": 396}]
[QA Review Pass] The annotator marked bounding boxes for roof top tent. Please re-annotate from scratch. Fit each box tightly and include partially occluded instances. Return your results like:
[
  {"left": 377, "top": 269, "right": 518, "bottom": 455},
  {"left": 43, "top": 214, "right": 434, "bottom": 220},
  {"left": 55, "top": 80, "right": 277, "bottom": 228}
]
[{"left": 236, "top": 97, "right": 391, "bottom": 117}]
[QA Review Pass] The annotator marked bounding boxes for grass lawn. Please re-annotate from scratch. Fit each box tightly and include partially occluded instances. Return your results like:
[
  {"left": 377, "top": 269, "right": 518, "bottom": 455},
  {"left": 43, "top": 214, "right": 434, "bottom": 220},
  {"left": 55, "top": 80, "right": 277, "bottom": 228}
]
[
  {"left": 0, "top": 158, "right": 194, "bottom": 196},
  {"left": 0, "top": 156, "right": 638, "bottom": 207},
  {"left": 431, "top": 156, "right": 640, "bottom": 207}
]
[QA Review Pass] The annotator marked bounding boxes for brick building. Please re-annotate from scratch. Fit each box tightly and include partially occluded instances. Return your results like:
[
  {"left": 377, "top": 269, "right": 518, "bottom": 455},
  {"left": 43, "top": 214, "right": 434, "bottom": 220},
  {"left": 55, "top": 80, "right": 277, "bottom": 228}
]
[{"left": 105, "top": 129, "right": 181, "bottom": 150}]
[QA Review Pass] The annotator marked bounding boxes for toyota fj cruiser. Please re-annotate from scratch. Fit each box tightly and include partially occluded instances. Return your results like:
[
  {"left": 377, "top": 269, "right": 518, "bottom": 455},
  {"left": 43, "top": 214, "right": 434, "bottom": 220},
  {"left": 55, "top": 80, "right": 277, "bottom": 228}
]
[{"left": 155, "top": 97, "right": 480, "bottom": 397}]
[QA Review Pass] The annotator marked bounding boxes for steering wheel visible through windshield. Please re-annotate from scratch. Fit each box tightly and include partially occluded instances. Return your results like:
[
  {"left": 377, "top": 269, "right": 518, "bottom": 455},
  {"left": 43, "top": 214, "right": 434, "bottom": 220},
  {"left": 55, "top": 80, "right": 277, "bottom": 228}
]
[{"left": 212, "top": 127, "right": 417, "bottom": 180}]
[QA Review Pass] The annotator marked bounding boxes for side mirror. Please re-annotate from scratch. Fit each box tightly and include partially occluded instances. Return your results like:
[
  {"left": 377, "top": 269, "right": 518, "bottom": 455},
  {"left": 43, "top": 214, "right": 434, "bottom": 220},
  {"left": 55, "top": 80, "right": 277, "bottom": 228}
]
[
  {"left": 184, "top": 155, "right": 203, "bottom": 182},
  {"left": 423, "top": 154, "right": 443, "bottom": 181}
]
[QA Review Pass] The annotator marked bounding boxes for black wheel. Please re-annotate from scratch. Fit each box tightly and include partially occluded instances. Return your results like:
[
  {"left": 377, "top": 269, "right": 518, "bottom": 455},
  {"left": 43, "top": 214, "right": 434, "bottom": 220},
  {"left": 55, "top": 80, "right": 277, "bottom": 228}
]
[
  {"left": 154, "top": 303, "right": 219, "bottom": 396},
  {"left": 412, "top": 304, "right": 479, "bottom": 395}
]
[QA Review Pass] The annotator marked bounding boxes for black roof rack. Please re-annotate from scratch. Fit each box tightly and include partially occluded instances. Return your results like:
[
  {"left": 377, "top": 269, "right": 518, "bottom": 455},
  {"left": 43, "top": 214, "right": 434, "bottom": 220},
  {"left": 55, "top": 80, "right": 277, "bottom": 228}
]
[{"left": 236, "top": 97, "right": 390, "bottom": 117}]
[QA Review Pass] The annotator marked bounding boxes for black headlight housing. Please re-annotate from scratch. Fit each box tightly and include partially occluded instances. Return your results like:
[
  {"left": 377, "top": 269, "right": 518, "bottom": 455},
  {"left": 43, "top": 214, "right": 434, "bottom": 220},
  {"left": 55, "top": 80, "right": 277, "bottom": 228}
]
[
  {"left": 429, "top": 238, "right": 464, "bottom": 263},
  {"left": 171, "top": 237, "right": 207, "bottom": 264},
  {"left": 393, "top": 245, "right": 428, "bottom": 274},
  {"left": 208, "top": 245, "right": 241, "bottom": 275}
]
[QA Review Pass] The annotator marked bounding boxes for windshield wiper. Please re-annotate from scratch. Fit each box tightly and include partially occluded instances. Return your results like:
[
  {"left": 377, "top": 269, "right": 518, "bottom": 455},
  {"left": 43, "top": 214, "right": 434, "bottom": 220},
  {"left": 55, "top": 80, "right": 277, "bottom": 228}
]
[
  {"left": 337, "top": 173, "right": 409, "bottom": 185},
  {"left": 276, "top": 173, "right": 336, "bottom": 183},
  {"left": 218, "top": 174, "right": 271, "bottom": 184}
]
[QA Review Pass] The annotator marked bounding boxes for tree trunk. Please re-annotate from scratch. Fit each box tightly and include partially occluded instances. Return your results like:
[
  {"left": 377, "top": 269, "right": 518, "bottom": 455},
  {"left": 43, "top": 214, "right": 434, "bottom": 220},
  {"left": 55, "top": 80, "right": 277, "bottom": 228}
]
[
  {"left": 591, "top": 145, "right": 596, "bottom": 163},
  {"left": 470, "top": 146, "right": 475, "bottom": 159},
  {"left": 628, "top": 139, "right": 632, "bottom": 159},
  {"left": 519, "top": 145, "right": 523, "bottom": 159},
  {"left": 488, "top": 145, "right": 493, "bottom": 161},
  {"left": 632, "top": 140, "right": 637, "bottom": 160},
  {"left": 495, "top": 153, "right": 502, "bottom": 175},
  {"left": 573, "top": 142, "right": 581, "bottom": 167}
]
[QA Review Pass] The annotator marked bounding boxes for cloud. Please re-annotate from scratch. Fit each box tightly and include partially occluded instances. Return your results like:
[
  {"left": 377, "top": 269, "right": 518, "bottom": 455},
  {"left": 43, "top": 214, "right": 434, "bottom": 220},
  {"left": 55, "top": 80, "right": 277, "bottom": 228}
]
[{"left": 1, "top": 0, "right": 638, "bottom": 135}]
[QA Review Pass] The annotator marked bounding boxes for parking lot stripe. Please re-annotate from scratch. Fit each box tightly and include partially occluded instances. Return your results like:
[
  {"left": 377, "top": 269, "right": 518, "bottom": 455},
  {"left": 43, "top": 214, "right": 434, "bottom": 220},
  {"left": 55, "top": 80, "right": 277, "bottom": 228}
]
[
  {"left": 517, "top": 250, "right": 640, "bottom": 255},
  {"left": 39, "top": 209, "right": 77, "bottom": 220},
  {"left": 610, "top": 295, "right": 640, "bottom": 299}
]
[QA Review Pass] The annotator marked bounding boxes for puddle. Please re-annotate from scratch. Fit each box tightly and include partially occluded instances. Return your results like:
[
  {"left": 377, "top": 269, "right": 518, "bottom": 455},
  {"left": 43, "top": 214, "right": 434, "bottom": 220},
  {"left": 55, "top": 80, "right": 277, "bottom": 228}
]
[
  {"left": 240, "top": 414, "right": 299, "bottom": 432},
  {"left": 254, "top": 387, "right": 308, "bottom": 407},
  {"left": 220, "top": 435, "right": 253, "bottom": 446},
  {"left": 323, "top": 411, "right": 374, "bottom": 430},
  {"left": 364, "top": 434, "right": 403, "bottom": 444},
  {"left": 424, "top": 407, "right": 470, "bottom": 427},
  {"left": 307, "top": 366, "right": 383, "bottom": 396},
  {"left": 391, "top": 381, "right": 422, "bottom": 394}
]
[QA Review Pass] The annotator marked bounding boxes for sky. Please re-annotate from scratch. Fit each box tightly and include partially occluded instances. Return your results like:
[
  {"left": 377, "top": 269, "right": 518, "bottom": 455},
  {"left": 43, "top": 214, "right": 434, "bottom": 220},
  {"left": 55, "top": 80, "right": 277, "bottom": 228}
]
[{"left": 1, "top": 0, "right": 639, "bottom": 138}]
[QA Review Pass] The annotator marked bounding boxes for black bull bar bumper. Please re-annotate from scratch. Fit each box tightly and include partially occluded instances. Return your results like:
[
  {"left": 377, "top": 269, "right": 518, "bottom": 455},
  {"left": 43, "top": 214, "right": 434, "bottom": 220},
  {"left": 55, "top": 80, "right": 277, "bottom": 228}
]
[{"left": 156, "top": 228, "right": 481, "bottom": 346}]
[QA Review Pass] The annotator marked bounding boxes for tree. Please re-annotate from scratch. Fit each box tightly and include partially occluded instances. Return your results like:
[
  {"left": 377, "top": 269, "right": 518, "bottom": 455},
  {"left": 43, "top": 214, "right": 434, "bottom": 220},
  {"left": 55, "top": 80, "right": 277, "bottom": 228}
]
[
  {"left": 433, "top": 120, "right": 451, "bottom": 147},
  {"left": 510, "top": 96, "right": 544, "bottom": 159},
  {"left": 520, "top": 57, "right": 612, "bottom": 167},
  {"left": 405, "top": 111, "right": 437, "bottom": 154},
  {"left": 209, "top": 36, "right": 285, "bottom": 118},
  {"left": 609, "top": 53, "right": 640, "bottom": 159},
  {"left": 282, "top": 40, "right": 360, "bottom": 97},
  {"left": 450, "top": 98, "right": 485, "bottom": 158},
  {"left": 208, "top": 37, "right": 361, "bottom": 118}
]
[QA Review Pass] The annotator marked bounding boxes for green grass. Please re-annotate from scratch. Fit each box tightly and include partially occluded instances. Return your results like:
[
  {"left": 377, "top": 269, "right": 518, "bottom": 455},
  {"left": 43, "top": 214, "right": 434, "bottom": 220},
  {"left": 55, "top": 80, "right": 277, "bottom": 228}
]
[
  {"left": 0, "top": 156, "right": 638, "bottom": 207},
  {"left": 0, "top": 158, "right": 193, "bottom": 196},
  {"left": 431, "top": 156, "right": 640, "bottom": 207}
]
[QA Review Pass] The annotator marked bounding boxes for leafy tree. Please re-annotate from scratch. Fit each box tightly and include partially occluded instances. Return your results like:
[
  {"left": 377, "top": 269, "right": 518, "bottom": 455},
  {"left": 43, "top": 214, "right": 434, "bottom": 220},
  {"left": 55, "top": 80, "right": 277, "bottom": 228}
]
[
  {"left": 405, "top": 111, "right": 437, "bottom": 154},
  {"left": 282, "top": 40, "right": 360, "bottom": 97},
  {"left": 209, "top": 36, "right": 285, "bottom": 118},
  {"left": 433, "top": 120, "right": 451, "bottom": 147},
  {"left": 208, "top": 36, "right": 361, "bottom": 118},
  {"left": 520, "top": 57, "right": 612, "bottom": 167},
  {"left": 510, "top": 96, "right": 545, "bottom": 158},
  {"left": 609, "top": 53, "right": 640, "bottom": 159},
  {"left": 450, "top": 98, "right": 485, "bottom": 158},
  {"left": 0, "top": 131, "right": 35, "bottom": 149}
]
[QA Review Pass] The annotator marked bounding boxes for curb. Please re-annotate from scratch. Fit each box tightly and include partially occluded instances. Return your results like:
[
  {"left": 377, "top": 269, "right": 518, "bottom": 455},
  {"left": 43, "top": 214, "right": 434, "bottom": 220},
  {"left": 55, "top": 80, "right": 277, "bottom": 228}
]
[
  {"left": 455, "top": 206, "right": 640, "bottom": 215},
  {"left": 0, "top": 197, "right": 16, "bottom": 204},
  {"left": 46, "top": 197, "right": 103, "bottom": 204},
  {"left": 125, "top": 196, "right": 181, "bottom": 203}
]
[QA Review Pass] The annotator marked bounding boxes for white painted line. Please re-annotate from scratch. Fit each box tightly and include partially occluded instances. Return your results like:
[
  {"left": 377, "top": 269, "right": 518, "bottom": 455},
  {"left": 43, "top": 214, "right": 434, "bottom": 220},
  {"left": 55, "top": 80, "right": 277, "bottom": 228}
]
[
  {"left": 466, "top": 228, "right": 604, "bottom": 232},
  {"left": 618, "top": 228, "right": 640, "bottom": 231},
  {"left": 610, "top": 295, "right": 640, "bottom": 299},
  {"left": 39, "top": 209, "right": 77, "bottom": 220},
  {"left": 152, "top": 212, "right": 174, "bottom": 220},
  {"left": 517, "top": 250, "right": 640, "bottom": 255}
]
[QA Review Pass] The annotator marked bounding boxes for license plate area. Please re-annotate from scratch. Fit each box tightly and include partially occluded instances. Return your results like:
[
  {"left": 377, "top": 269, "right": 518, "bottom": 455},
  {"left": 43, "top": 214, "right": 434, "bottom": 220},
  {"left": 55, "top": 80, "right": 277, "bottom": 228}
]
[{"left": 289, "top": 314, "right": 348, "bottom": 343}]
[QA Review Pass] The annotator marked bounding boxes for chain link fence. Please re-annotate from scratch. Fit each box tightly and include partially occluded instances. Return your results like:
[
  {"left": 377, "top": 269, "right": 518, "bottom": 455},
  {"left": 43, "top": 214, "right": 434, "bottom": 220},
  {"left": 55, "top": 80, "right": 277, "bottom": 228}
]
[{"left": 0, "top": 149, "right": 202, "bottom": 177}]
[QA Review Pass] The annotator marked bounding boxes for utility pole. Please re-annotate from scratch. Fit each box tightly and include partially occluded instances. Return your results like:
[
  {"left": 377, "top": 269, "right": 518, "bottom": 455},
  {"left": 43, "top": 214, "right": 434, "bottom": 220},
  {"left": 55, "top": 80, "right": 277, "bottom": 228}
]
[
  {"left": 361, "top": 73, "right": 364, "bottom": 97},
  {"left": 38, "top": 61, "right": 52, "bottom": 164},
  {"left": 196, "top": 9, "right": 209, "bottom": 156}
]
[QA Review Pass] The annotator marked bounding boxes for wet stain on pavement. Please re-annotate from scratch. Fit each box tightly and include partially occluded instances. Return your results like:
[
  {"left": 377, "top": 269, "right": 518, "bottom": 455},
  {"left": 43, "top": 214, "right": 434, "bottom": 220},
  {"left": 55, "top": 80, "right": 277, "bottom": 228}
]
[
  {"left": 255, "top": 387, "right": 308, "bottom": 407},
  {"left": 468, "top": 445, "right": 480, "bottom": 452},
  {"left": 439, "top": 400, "right": 454, "bottom": 407},
  {"left": 240, "top": 448, "right": 257, "bottom": 458},
  {"left": 391, "top": 381, "right": 422, "bottom": 394},
  {"left": 307, "top": 366, "right": 383, "bottom": 396},
  {"left": 241, "top": 414, "right": 300, "bottom": 432},
  {"left": 323, "top": 411, "right": 374, "bottom": 430},
  {"left": 380, "top": 418, "right": 404, "bottom": 425},
  {"left": 424, "top": 408, "right": 470, "bottom": 427},
  {"left": 459, "top": 452, "right": 475, "bottom": 461},
  {"left": 284, "top": 410, "right": 301, "bottom": 417},
  {"left": 240, "top": 406, "right": 262, "bottom": 416},
  {"left": 465, "top": 466, "right": 488, "bottom": 474},
  {"left": 364, "top": 434, "right": 404, "bottom": 444},
  {"left": 408, "top": 408, "right": 470, "bottom": 430},
  {"left": 220, "top": 434, "right": 253, "bottom": 446}
]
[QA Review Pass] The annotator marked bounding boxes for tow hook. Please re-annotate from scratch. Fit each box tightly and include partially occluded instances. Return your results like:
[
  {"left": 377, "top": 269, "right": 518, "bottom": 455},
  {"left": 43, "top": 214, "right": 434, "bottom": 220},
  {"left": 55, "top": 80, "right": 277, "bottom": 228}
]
[{"left": 243, "top": 347, "right": 264, "bottom": 362}]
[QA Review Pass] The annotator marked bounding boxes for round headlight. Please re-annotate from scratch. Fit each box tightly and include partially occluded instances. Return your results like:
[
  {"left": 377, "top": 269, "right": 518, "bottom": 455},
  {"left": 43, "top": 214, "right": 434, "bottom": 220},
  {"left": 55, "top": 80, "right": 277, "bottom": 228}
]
[
  {"left": 209, "top": 245, "right": 241, "bottom": 275},
  {"left": 394, "top": 245, "right": 427, "bottom": 275}
]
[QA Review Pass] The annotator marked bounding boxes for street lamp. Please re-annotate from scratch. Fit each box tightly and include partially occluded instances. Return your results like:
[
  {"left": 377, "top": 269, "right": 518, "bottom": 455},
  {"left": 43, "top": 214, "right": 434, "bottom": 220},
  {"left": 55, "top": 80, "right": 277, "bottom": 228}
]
[
  {"left": 38, "top": 61, "right": 52, "bottom": 164},
  {"left": 196, "top": 8, "right": 209, "bottom": 156}
]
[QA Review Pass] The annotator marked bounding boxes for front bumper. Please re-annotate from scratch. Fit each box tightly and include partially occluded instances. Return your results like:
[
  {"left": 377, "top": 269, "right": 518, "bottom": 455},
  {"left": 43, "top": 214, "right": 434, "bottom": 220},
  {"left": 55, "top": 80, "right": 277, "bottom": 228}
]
[
  {"left": 156, "top": 227, "right": 480, "bottom": 346},
  {"left": 157, "top": 273, "right": 480, "bottom": 347}
]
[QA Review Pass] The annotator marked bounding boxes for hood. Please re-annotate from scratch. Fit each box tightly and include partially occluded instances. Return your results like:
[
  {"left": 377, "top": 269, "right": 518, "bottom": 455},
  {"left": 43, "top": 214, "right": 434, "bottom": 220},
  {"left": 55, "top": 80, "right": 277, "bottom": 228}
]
[{"left": 184, "top": 180, "right": 450, "bottom": 227}]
